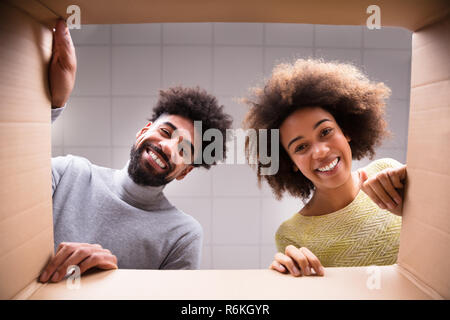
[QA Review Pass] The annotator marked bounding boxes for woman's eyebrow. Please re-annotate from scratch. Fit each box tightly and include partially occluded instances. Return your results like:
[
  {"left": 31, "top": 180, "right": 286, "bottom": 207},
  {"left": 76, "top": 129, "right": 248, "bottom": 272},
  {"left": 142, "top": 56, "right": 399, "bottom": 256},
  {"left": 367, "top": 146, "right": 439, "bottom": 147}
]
[
  {"left": 287, "top": 118, "right": 331, "bottom": 150},
  {"left": 313, "top": 118, "right": 331, "bottom": 129}
]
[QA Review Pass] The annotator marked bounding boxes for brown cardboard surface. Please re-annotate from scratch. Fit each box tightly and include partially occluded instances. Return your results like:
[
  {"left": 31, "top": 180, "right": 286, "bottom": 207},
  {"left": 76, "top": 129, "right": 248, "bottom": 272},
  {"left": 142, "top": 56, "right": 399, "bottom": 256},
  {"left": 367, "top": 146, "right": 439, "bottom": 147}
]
[
  {"left": 1, "top": 0, "right": 450, "bottom": 301},
  {"left": 26, "top": 267, "right": 431, "bottom": 300},
  {"left": 9, "top": 0, "right": 450, "bottom": 31},
  {"left": 400, "top": 15, "right": 450, "bottom": 299},
  {"left": 0, "top": 2, "right": 54, "bottom": 300}
]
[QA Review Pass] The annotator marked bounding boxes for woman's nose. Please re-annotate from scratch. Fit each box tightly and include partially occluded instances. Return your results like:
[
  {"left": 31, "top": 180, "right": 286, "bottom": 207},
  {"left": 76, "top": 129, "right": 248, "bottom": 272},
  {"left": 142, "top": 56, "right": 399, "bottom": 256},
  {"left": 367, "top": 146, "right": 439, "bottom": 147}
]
[{"left": 311, "top": 142, "right": 330, "bottom": 159}]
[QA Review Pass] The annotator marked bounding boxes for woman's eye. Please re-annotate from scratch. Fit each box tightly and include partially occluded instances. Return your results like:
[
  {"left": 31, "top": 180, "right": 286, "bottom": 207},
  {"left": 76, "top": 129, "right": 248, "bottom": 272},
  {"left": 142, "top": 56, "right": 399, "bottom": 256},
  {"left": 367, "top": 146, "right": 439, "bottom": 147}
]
[
  {"left": 321, "top": 128, "right": 333, "bottom": 137},
  {"left": 295, "top": 144, "right": 307, "bottom": 153}
]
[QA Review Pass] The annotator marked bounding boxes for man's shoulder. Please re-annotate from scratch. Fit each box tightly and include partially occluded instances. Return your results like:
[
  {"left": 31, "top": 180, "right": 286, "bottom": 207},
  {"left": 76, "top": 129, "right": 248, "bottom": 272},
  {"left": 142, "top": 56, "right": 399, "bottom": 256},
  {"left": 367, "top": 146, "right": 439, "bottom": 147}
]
[
  {"left": 52, "top": 154, "right": 113, "bottom": 171},
  {"left": 170, "top": 206, "right": 203, "bottom": 237}
]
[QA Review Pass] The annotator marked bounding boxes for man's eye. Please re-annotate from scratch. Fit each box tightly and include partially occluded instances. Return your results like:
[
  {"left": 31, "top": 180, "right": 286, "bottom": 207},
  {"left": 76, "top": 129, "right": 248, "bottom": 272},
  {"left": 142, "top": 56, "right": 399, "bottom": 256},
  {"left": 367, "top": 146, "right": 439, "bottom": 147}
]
[{"left": 161, "top": 128, "right": 171, "bottom": 137}]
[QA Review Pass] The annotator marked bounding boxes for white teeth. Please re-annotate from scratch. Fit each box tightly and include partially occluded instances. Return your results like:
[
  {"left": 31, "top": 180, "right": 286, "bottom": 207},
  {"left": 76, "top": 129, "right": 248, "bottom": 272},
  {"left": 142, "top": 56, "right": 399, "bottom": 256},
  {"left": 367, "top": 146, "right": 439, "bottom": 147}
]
[
  {"left": 149, "top": 151, "right": 166, "bottom": 169},
  {"left": 317, "top": 158, "right": 339, "bottom": 172}
]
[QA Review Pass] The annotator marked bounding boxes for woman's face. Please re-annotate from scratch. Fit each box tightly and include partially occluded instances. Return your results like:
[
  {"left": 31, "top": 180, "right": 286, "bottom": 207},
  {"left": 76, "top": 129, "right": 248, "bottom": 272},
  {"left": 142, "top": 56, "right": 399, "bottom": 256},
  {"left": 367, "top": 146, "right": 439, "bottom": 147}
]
[{"left": 280, "top": 107, "right": 353, "bottom": 191}]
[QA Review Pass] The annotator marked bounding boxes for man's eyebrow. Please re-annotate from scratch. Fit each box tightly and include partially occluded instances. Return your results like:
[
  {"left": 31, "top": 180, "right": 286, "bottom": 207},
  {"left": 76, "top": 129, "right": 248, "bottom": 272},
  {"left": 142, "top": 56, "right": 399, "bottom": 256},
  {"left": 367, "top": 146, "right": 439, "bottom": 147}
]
[
  {"left": 287, "top": 118, "right": 332, "bottom": 150},
  {"left": 161, "top": 121, "right": 195, "bottom": 155},
  {"left": 162, "top": 121, "right": 177, "bottom": 131}
]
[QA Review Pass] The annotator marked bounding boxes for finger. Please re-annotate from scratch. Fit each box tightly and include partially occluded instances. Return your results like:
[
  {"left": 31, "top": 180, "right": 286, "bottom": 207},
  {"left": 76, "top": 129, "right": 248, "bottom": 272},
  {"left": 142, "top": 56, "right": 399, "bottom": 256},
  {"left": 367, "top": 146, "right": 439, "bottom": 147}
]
[
  {"left": 370, "top": 178, "right": 397, "bottom": 210},
  {"left": 78, "top": 252, "right": 118, "bottom": 275},
  {"left": 54, "top": 20, "right": 76, "bottom": 66},
  {"left": 40, "top": 244, "right": 74, "bottom": 282},
  {"left": 388, "top": 169, "right": 404, "bottom": 189},
  {"left": 285, "top": 245, "right": 309, "bottom": 276},
  {"left": 362, "top": 182, "right": 385, "bottom": 209},
  {"left": 270, "top": 260, "right": 287, "bottom": 274},
  {"left": 50, "top": 246, "right": 93, "bottom": 282},
  {"left": 275, "top": 252, "right": 301, "bottom": 277},
  {"left": 378, "top": 172, "right": 402, "bottom": 205},
  {"left": 358, "top": 169, "right": 368, "bottom": 189},
  {"left": 55, "top": 19, "right": 73, "bottom": 49},
  {"left": 300, "top": 247, "right": 325, "bottom": 276}
]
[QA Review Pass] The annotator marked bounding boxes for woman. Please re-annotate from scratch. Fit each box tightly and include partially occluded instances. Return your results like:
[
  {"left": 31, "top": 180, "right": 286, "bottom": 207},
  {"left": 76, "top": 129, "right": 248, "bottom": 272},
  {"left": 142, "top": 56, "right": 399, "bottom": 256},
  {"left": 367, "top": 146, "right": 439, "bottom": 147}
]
[{"left": 243, "top": 59, "right": 406, "bottom": 277}]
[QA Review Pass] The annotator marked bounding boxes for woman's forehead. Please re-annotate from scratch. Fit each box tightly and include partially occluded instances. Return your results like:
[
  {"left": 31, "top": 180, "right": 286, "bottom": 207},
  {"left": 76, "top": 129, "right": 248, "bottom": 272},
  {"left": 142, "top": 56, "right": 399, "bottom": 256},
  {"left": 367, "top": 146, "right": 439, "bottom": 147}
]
[{"left": 281, "top": 107, "right": 335, "bottom": 131}]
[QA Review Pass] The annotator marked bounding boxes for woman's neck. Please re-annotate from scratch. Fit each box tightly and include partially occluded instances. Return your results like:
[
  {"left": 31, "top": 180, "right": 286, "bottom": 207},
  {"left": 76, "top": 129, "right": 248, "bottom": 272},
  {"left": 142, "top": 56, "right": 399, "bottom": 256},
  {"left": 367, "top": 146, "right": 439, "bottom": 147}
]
[{"left": 302, "top": 171, "right": 361, "bottom": 216}]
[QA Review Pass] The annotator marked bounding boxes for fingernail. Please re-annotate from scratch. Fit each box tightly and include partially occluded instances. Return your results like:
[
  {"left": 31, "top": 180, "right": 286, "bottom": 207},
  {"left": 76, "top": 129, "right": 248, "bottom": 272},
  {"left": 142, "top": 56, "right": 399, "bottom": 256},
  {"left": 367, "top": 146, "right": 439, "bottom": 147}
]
[
  {"left": 319, "top": 267, "right": 325, "bottom": 276},
  {"left": 40, "top": 271, "right": 47, "bottom": 282},
  {"left": 305, "top": 266, "right": 311, "bottom": 275},
  {"left": 51, "top": 272, "right": 59, "bottom": 282},
  {"left": 388, "top": 203, "right": 394, "bottom": 210},
  {"left": 292, "top": 266, "right": 300, "bottom": 276}
]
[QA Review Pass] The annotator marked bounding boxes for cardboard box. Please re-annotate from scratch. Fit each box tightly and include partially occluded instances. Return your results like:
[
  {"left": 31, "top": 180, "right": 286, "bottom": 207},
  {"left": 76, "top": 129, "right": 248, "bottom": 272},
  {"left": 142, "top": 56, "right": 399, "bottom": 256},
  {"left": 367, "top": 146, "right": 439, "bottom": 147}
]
[{"left": 1, "top": 0, "right": 449, "bottom": 300}]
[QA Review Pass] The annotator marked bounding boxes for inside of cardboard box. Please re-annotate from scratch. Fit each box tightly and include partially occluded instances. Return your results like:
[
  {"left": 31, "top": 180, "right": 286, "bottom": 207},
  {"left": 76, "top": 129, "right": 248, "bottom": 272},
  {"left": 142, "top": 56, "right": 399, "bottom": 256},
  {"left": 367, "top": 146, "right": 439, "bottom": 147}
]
[{"left": 1, "top": 0, "right": 449, "bottom": 300}]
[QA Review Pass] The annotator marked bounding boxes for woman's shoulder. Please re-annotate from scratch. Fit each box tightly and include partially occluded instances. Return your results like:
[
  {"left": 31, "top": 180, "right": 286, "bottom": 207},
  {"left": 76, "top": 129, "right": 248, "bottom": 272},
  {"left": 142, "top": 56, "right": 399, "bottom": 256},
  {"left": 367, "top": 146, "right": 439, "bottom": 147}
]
[
  {"left": 363, "top": 157, "right": 404, "bottom": 178},
  {"left": 275, "top": 212, "right": 301, "bottom": 238}
]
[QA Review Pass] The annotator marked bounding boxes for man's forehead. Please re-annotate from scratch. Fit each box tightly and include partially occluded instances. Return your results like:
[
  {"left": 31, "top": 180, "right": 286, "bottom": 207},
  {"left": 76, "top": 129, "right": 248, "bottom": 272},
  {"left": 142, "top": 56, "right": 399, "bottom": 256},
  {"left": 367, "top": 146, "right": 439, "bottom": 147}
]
[{"left": 155, "top": 114, "right": 194, "bottom": 130}]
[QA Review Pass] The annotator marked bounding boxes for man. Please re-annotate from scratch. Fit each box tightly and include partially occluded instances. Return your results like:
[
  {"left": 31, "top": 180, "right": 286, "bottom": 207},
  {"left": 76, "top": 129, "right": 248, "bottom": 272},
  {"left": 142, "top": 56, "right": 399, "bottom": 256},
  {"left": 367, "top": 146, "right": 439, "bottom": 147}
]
[{"left": 40, "top": 20, "right": 232, "bottom": 283}]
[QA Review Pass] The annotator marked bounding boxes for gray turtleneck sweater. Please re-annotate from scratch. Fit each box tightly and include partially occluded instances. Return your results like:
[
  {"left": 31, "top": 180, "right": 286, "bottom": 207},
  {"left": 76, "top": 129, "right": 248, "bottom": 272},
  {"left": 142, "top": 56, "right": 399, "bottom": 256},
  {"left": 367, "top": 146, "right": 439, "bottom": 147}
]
[{"left": 51, "top": 107, "right": 202, "bottom": 269}]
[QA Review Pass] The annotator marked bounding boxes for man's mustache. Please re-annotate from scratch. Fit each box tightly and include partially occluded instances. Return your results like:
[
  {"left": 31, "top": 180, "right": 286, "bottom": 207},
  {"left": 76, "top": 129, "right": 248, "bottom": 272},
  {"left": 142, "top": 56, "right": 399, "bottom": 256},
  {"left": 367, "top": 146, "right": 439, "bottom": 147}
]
[{"left": 141, "top": 142, "right": 173, "bottom": 172}]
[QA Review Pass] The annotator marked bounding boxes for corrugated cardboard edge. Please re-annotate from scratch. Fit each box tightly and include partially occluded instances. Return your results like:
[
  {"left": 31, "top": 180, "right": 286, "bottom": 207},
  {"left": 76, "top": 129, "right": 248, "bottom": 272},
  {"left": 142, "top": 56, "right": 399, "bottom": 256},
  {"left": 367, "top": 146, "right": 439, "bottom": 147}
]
[
  {"left": 395, "top": 265, "right": 444, "bottom": 300},
  {"left": 7, "top": 0, "right": 60, "bottom": 27},
  {"left": 11, "top": 280, "right": 48, "bottom": 300}
]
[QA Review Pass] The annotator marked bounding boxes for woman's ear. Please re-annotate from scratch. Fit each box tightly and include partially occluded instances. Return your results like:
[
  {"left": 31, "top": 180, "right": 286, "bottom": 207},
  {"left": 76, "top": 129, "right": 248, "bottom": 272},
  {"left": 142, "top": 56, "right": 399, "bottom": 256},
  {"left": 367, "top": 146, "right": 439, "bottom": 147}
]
[{"left": 345, "top": 134, "right": 351, "bottom": 142}]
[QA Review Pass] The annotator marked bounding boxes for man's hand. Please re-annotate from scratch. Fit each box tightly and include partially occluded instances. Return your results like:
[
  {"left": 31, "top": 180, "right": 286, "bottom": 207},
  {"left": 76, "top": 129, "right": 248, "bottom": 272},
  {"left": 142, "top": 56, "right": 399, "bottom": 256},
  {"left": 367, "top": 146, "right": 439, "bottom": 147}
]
[
  {"left": 49, "top": 19, "right": 77, "bottom": 108},
  {"left": 39, "top": 242, "right": 118, "bottom": 283},
  {"left": 269, "top": 245, "right": 325, "bottom": 277},
  {"left": 358, "top": 165, "right": 407, "bottom": 216}
]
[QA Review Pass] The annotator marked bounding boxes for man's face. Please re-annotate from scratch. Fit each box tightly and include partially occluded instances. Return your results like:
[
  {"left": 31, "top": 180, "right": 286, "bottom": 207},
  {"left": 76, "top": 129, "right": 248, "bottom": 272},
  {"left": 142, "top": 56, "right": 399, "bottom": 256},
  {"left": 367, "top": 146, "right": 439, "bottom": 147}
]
[{"left": 128, "top": 114, "right": 197, "bottom": 187}]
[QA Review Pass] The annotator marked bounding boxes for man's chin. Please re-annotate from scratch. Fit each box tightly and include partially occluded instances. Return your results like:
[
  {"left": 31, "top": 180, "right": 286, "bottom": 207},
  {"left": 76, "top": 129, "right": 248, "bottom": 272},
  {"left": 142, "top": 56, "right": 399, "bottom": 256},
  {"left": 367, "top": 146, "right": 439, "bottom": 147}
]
[{"left": 128, "top": 145, "right": 173, "bottom": 187}]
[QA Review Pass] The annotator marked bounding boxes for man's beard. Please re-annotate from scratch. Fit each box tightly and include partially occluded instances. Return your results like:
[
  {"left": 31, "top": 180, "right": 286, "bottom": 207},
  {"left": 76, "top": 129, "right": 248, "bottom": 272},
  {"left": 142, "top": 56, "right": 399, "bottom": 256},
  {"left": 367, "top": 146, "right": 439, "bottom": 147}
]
[{"left": 128, "top": 142, "right": 174, "bottom": 187}]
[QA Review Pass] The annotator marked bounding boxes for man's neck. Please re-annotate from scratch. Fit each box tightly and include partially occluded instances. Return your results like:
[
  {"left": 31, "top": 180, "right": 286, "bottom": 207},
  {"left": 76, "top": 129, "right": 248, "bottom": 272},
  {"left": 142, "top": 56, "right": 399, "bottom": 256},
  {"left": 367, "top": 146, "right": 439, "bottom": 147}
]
[{"left": 113, "top": 162, "right": 172, "bottom": 211}]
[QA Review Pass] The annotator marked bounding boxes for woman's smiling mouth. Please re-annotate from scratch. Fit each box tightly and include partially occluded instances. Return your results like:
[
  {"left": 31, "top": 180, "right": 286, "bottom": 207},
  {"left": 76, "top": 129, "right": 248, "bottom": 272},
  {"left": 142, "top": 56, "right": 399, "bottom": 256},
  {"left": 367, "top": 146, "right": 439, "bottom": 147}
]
[{"left": 315, "top": 157, "right": 340, "bottom": 174}]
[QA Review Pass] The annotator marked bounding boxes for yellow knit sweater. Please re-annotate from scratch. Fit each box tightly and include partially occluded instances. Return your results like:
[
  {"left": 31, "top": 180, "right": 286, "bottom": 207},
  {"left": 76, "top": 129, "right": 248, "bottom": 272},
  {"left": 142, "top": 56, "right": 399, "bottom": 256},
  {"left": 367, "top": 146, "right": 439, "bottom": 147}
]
[{"left": 275, "top": 158, "right": 403, "bottom": 267}]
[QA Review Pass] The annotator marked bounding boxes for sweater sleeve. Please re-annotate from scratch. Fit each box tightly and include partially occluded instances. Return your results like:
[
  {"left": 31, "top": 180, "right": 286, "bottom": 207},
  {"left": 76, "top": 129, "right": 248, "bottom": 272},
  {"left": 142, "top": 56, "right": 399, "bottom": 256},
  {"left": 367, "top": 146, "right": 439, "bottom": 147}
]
[
  {"left": 275, "top": 223, "right": 294, "bottom": 254},
  {"left": 364, "top": 158, "right": 404, "bottom": 178},
  {"left": 160, "top": 222, "right": 203, "bottom": 270},
  {"left": 51, "top": 105, "right": 66, "bottom": 123},
  {"left": 51, "top": 155, "right": 75, "bottom": 196}
]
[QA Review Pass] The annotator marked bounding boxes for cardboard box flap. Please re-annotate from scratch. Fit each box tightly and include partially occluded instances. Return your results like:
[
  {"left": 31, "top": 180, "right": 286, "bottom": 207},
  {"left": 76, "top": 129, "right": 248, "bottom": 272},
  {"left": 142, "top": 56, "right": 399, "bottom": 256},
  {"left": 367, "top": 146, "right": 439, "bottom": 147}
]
[
  {"left": 25, "top": 267, "right": 432, "bottom": 300},
  {"left": 400, "top": 14, "right": 450, "bottom": 299},
  {"left": 0, "top": 1, "right": 54, "bottom": 300},
  {"left": 1, "top": 0, "right": 449, "bottom": 300},
  {"left": 8, "top": 0, "right": 450, "bottom": 31}
]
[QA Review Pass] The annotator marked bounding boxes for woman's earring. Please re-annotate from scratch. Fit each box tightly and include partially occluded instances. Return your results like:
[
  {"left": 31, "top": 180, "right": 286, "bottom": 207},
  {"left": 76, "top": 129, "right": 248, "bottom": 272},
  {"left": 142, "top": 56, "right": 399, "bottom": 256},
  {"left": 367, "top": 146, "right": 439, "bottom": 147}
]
[{"left": 293, "top": 166, "right": 299, "bottom": 172}]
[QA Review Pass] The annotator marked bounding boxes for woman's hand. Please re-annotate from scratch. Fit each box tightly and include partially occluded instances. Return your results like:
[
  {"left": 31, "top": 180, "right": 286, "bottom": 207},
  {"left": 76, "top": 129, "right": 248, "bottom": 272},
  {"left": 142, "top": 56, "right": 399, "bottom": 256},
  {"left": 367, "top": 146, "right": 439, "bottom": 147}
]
[
  {"left": 269, "top": 245, "right": 325, "bottom": 277},
  {"left": 358, "top": 165, "right": 407, "bottom": 216}
]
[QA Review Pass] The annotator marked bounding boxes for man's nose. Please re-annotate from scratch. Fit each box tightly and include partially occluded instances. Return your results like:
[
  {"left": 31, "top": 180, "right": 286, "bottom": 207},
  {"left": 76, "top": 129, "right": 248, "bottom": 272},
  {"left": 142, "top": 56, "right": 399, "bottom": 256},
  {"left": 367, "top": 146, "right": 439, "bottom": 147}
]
[
  {"left": 311, "top": 142, "right": 330, "bottom": 159},
  {"left": 158, "top": 136, "right": 183, "bottom": 162}
]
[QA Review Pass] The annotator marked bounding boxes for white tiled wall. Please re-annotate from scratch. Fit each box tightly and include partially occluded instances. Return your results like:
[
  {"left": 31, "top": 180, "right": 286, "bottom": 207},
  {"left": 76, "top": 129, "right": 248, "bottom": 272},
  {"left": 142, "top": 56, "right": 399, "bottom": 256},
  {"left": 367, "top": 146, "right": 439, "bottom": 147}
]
[{"left": 54, "top": 23, "right": 412, "bottom": 269}]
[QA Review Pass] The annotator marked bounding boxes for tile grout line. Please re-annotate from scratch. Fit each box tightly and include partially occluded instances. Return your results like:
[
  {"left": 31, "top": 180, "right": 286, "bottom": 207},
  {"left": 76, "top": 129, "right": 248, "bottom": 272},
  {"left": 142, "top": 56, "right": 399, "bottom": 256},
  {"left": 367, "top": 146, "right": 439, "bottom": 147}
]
[
  {"left": 110, "top": 24, "right": 114, "bottom": 168},
  {"left": 210, "top": 22, "right": 215, "bottom": 269}
]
